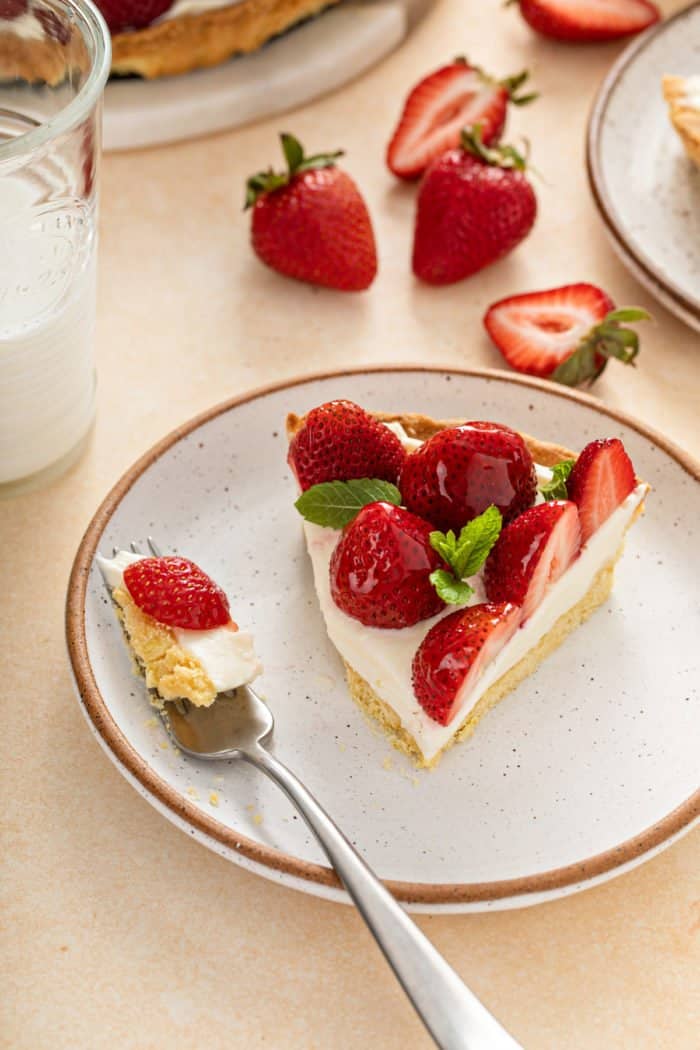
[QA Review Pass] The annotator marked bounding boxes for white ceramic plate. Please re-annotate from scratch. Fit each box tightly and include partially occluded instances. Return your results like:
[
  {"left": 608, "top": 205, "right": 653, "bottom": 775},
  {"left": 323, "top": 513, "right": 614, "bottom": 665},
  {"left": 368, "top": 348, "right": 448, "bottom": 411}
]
[
  {"left": 67, "top": 368, "right": 700, "bottom": 912},
  {"left": 587, "top": 2, "right": 700, "bottom": 332},
  {"left": 104, "top": 0, "right": 427, "bottom": 151}
]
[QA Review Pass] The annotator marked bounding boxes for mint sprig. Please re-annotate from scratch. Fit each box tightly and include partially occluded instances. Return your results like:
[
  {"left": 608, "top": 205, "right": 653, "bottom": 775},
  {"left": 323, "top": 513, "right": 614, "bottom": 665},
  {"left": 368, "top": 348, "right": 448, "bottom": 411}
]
[
  {"left": 429, "top": 505, "right": 503, "bottom": 605},
  {"left": 539, "top": 459, "right": 575, "bottom": 501},
  {"left": 294, "top": 478, "right": 401, "bottom": 528}
]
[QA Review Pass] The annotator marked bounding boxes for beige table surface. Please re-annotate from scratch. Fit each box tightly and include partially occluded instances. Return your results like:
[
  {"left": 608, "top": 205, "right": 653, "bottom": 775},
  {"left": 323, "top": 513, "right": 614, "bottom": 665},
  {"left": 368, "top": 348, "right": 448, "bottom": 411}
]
[{"left": 2, "top": 0, "right": 699, "bottom": 1046}]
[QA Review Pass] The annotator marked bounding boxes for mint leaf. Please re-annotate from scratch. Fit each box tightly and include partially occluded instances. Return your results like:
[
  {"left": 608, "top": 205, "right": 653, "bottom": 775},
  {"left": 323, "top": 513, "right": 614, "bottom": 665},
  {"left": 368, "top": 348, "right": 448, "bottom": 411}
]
[
  {"left": 429, "top": 505, "right": 503, "bottom": 604},
  {"left": 430, "top": 505, "right": 503, "bottom": 580},
  {"left": 540, "top": 460, "right": 575, "bottom": 501},
  {"left": 294, "top": 478, "right": 401, "bottom": 528},
  {"left": 429, "top": 570, "right": 475, "bottom": 605}
]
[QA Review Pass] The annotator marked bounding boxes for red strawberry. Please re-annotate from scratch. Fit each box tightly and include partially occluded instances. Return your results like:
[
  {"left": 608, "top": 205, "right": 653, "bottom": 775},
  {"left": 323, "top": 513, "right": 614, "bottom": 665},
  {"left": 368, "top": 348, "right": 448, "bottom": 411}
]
[
  {"left": 288, "top": 400, "right": 406, "bottom": 491},
  {"left": 512, "top": 0, "right": 659, "bottom": 42},
  {"left": 567, "top": 439, "right": 637, "bottom": 544},
  {"left": 123, "top": 556, "right": 231, "bottom": 631},
  {"left": 412, "top": 602, "right": 520, "bottom": 725},
  {"left": 246, "top": 133, "right": 377, "bottom": 292},
  {"left": 0, "top": 0, "right": 28, "bottom": 19},
  {"left": 387, "top": 59, "right": 536, "bottom": 180},
  {"left": 329, "top": 502, "right": 446, "bottom": 628},
  {"left": 484, "top": 284, "right": 650, "bottom": 386},
  {"left": 412, "top": 128, "right": 537, "bottom": 285},
  {"left": 399, "top": 422, "right": 537, "bottom": 533},
  {"left": 94, "top": 0, "right": 174, "bottom": 32},
  {"left": 484, "top": 500, "right": 581, "bottom": 620}
]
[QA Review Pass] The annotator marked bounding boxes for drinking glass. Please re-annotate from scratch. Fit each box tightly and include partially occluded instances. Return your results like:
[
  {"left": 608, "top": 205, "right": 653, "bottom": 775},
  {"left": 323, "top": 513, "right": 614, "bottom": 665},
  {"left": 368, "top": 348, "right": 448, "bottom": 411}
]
[{"left": 0, "top": 0, "right": 110, "bottom": 495}]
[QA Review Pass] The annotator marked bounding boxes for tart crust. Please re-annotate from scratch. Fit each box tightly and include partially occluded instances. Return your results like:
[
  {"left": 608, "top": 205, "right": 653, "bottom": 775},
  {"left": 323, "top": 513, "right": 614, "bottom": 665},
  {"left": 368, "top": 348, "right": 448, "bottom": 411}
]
[
  {"left": 111, "top": 0, "right": 342, "bottom": 79},
  {"left": 287, "top": 408, "right": 646, "bottom": 767},
  {"left": 662, "top": 74, "right": 700, "bottom": 169}
]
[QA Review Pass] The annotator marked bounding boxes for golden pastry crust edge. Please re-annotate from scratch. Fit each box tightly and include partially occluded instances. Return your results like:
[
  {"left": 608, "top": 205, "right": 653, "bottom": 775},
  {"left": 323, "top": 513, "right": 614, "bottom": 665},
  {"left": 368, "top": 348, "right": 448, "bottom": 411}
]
[{"left": 662, "top": 74, "right": 700, "bottom": 169}]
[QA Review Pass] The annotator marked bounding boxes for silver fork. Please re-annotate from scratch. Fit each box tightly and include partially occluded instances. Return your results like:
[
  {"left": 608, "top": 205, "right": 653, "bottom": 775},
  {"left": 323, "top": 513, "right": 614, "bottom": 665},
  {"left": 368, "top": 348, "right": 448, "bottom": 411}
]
[{"left": 114, "top": 539, "right": 522, "bottom": 1050}]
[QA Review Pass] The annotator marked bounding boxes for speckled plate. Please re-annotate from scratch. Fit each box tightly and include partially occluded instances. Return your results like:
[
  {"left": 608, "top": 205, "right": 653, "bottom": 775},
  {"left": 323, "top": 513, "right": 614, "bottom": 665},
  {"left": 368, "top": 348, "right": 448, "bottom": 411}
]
[
  {"left": 66, "top": 368, "right": 700, "bottom": 912},
  {"left": 587, "top": 2, "right": 700, "bottom": 332}
]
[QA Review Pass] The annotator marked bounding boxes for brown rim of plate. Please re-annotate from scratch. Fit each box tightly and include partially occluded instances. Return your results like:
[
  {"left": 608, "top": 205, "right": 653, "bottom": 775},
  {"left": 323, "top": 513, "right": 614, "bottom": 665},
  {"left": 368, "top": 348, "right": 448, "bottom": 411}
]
[
  {"left": 586, "top": 1, "right": 700, "bottom": 329},
  {"left": 66, "top": 365, "right": 700, "bottom": 906}
]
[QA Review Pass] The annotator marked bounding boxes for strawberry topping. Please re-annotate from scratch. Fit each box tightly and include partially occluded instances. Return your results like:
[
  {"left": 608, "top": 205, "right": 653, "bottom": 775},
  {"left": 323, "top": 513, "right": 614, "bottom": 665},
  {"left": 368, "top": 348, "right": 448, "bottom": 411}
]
[
  {"left": 484, "top": 500, "right": 581, "bottom": 621},
  {"left": 123, "top": 556, "right": 231, "bottom": 631},
  {"left": 399, "top": 421, "right": 537, "bottom": 533},
  {"left": 513, "top": 0, "right": 659, "bottom": 43},
  {"left": 288, "top": 400, "right": 406, "bottom": 492},
  {"left": 94, "top": 0, "right": 174, "bottom": 33},
  {"left": 329, "top": 502, "right": 446, "bottom": 628},
  {"left": 387, "top": 60, "right": 535, "bottom": 180},
  {"left": 412, "top": 602, "right": 520, "bottom": 725},
  {"left": 567, "top": 439, "right": 637, "bottom": 545}
]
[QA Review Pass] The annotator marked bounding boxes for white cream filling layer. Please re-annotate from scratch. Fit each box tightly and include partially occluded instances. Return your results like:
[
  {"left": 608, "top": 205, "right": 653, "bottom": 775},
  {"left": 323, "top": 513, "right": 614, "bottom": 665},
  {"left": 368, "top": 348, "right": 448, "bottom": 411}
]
[
  {"left": 302, "top": 435, "right": 647, "bottom": 761},
  {"left": 681, "top": 73, "right": 700, "bottom": 110},
  {"left": 97, "top": 550, "right": 262, "bottom": 694}
]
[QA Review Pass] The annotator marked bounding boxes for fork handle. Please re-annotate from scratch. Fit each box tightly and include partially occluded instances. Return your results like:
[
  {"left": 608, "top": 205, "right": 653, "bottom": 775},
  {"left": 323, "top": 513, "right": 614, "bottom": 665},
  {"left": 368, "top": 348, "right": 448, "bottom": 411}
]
[{"left": 242, "top": 745, "right": 521, "bottom": 1050}]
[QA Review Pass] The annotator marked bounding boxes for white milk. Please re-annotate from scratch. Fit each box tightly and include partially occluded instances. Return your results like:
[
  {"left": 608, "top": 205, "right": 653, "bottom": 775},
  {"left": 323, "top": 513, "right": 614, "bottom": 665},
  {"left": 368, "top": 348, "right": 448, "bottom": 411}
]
[{"left": 0, "top": 175, "right": 97, "bottom": 485}]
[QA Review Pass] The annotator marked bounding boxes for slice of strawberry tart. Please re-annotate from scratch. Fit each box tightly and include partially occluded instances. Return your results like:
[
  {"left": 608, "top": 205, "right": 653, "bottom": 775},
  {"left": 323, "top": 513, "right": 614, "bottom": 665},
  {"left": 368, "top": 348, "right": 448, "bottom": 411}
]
[
  {"left": 97, "top": 551, "right": 262, "bottom": 707},
  {"left": 287, "top": 400, "right": 648, "bottom": 767}
]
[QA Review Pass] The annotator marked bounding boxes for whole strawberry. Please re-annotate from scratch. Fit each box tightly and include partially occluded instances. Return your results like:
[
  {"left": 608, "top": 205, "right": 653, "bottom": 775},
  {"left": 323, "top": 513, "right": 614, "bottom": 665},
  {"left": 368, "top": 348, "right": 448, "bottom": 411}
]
[
  {"left": 412, "top": 126, "right": 537, "bottom": 285},
  {"left": 246, "top": 133, "right": 377, "bottom": 292},
  {"left": 95, "top": 0, "right": 174, "bottom": 32},
  {"left": 330, "top": 502, "right": 446, "bottom": 628},
  {"left": 288, "top": 400, "right": 405, "bottom": 491},
  {"left": 123, "top": 556, "right": 232, "bottom": 630},
  {"left": 399, "top": 421, "right": 537, "bottom": 532}
]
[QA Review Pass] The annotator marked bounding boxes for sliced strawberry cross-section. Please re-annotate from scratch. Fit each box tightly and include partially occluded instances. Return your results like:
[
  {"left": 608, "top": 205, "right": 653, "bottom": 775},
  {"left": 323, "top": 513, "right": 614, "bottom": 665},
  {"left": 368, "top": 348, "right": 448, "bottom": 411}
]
[
  {"left": 412, "top": 602, "right": 520, "bottom": 725},
  {"left": 567, "top": 438, "right": 637, "bottom": 545},
  {"left": 329, "top": 501, "right": 446, "bottom": 628},
  {"left": 288, "top": 400, "right": 406, "bottom": 492},
  {"left": 123, "top": 556, "right": 231, "bottom": 631},
  {"left": 484, "top": 500, "right": 581, "bottom": 621},
  {"left": 386, "top": 59, "right": 536, "bottom": 180}
]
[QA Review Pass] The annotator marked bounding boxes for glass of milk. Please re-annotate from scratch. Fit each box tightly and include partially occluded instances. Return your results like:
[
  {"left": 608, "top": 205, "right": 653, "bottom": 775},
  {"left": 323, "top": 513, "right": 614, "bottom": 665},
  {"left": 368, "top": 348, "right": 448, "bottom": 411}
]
[{"left": 0, "top": 0, "right": 110, "bottom": 496}]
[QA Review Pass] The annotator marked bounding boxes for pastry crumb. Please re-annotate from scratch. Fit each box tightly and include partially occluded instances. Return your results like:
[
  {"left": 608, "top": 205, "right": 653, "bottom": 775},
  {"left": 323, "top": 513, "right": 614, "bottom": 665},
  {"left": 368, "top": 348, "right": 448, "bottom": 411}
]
[
  {"left": 382, "top": 755, "right": 394, "bottom": 772},
  {"left": 186, "top": 786, "right": 199, "bottom": 800},
  {"left": 209, "top": 791, "right": 219, "bottom": 807},
  {"left": 253, "top": 813, "right": 263, "bottom": 826},
  {"left": 144, "top": 717, "right": 158, "bottom": 729}
]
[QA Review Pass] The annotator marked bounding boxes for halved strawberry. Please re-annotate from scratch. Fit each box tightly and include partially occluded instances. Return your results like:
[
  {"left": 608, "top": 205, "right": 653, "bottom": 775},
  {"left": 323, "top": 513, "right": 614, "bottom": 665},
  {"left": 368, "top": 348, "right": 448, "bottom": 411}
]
[
  {"left": 412, "top": 602, "right": 520, "bottom": 725},
  {"left": 329, "top": 501, "right": 446, "bottom": 628},
  {"left": 123, "top": 556, "right": 232, "bottom": 630},
  {"left": 483, "top": 284, "right": 650, "bottom": 386},
  {"left": 386, "top": 59, "right": 536, "bottom": 180},
  {"left": 288, "top": 400, "right": 406, "bottom": 492},
  {"left": 94, "top": 0, "right": 174, "bottom": 33},
  {"left": 484, "top": 500, "right": 581, "bottom": 620},
  {"left": 567, "top": 439, "right": 636, "bottom": 544},
  {"left": 511, "top": 0, "right": 659, "bottom": 42}
]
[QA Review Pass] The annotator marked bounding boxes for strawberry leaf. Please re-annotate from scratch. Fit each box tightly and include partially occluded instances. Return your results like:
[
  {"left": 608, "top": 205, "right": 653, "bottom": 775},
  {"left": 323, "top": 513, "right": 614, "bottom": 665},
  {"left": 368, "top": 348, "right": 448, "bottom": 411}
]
[
  {"left": 540, "top": 460, "right": 575, "bottom": 501},
  {"left": 461, "top": 124, "right": 528, "bottom": 171},
  {"left": 429, "top": 570, "right": 475, "bottom": 605},
  {"left": 244, "top": 133, "right": 344, "bottom": 209},
  {"left": 551, "top": 306, "right": 651, "bottom": 387},
  {"left": 294, "top": 478, "right": 401, "bottom": 528}
]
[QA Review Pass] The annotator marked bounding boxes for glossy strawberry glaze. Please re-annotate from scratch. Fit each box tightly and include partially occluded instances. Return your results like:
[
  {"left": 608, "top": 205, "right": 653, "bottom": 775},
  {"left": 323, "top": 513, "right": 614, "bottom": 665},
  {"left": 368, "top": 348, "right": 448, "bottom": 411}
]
[
  {"left": 399, "top": 422, "right": 537, "bottom": 532},
  {"left": 329, "top": 502, "right": 445, "bottom": 628}
]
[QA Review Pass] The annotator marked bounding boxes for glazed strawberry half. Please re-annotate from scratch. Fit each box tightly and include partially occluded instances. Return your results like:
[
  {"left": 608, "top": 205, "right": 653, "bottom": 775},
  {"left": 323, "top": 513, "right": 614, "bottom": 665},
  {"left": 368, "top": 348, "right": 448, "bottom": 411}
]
[
  {"left": 483, "top": 284, "right": 650, "bottom": 386},
  {"left": 399, "top": 421, "right": 537, "bottom": 532},
  {"left": 484, "top": 500, "right": 581, "bottom": 621},
  {"left": 329, "top": 502, "right": 446, "bottom": 628},
  {"left": 386, "top": 58, "right": 537, "bottom": 180},
  {"left": 123, "top": 556, "right": 232, "bottom": 631},
  {"left": 412, "top": 127, "right": 537, "bottom": 285},
  {"left": 568, "top": 438, "right": 637, "bottom": 544},
  {"left": 412, "top": 602, "right": 520, "bottom": 725},
  {"left": 95, "top": 0, "right": 174, "bottom": 33},
  {"left": 288, "top": 400, "right": 406, "bottom": 491},
  {"left": 510, "top": 0, "right": 659, "bottom": 42},
  {"left": 245, "top": 133, "right": 377, "bottom": 292}
]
